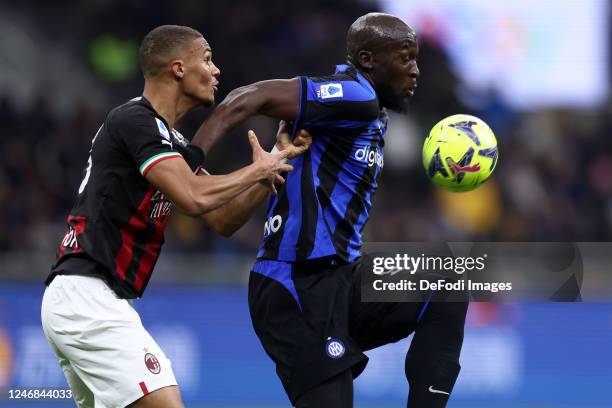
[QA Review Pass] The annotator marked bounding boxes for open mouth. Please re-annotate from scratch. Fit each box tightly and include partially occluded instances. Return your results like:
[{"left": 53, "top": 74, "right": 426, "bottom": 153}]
[{"left": 407, "top": 83, "right": 418, "bottom": 97}]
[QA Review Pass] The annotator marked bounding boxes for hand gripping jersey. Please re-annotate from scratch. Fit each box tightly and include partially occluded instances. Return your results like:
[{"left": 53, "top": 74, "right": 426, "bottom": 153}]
[
  {"left": 46, "top": 97, "right": 203, "bottom": 299},
  {"left": 257, "top": 64, "right": 387, "bottom": 263}
]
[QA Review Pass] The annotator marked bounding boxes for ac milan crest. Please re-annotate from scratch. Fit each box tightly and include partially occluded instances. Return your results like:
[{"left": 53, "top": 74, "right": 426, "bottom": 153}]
[{"left": 144, "top": 353, "right": 161, "bottom": 374}]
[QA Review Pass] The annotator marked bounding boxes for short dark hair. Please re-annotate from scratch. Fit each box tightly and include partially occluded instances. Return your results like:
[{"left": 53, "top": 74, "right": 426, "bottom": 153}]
[{"left": 139, "top": 25, "right": 203, "bottom": 78}]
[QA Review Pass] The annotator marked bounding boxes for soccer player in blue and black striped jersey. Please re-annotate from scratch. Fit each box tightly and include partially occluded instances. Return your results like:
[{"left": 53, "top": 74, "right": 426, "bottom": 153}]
[{"left": 194, "top": 12, "right": 468, "bottom": 408}]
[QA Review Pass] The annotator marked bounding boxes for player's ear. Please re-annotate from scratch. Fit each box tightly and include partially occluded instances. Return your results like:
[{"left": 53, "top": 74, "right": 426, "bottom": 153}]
[
  {"left": 357, "top": 50, "right": 374, "bottom": 71},
  {"left": 171, "top": 60, "right": 185, "bottom": 79}
]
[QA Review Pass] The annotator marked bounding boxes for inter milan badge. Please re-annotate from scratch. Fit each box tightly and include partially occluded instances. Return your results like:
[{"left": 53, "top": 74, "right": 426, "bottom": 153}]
[
  {"left": 325, "top": 337, "right": 345, "bottom": 359},
  {"left": 144, "top": 352, "right": 161, "bottom": 374}
]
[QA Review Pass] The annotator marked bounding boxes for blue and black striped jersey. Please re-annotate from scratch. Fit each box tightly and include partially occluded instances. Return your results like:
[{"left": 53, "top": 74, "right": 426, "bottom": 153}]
[{"left": 257, "top": 64, "right": 387, "bottom": 263}]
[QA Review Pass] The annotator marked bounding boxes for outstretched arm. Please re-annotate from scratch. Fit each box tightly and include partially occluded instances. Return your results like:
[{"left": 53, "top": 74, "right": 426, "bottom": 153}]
[
  {"left": 200, "top": 122, "right": 311, "bottom": 237},
  {"left": 199, "top": 178, "right": 270, "bottom": 237},
  {"left": 145, "top": 131, "right": 292, "bottom": 216},
  {"left": 192, "top": 78, "right": 300, "bottom": 153}
]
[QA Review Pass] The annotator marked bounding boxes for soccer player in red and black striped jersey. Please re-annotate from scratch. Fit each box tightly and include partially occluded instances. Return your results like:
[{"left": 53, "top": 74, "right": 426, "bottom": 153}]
[{"left": 41, "top": 25, "right": 309, "bottom": 408}]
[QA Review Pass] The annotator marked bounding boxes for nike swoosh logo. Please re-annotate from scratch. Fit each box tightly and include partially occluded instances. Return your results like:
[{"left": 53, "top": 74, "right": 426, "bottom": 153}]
[
  {"left": 447, "top": 159, "right": 481, "bottom": 174},
  {"left": 428, "top": 386, "right": 450, "bottom": 395}
]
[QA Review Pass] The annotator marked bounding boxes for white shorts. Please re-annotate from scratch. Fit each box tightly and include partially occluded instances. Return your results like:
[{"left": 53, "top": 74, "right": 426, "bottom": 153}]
[{"left": 41, "top": 275, "right": 178, "bottom": 408}]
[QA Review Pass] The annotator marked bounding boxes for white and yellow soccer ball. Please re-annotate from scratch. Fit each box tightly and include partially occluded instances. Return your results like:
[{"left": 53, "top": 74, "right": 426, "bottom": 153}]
[{"left": 422, "top": 114, "right": 499, "bottom": 192}]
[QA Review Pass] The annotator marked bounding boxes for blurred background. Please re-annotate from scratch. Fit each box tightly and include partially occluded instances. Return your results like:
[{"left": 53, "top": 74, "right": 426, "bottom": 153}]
[{"left": 0, "top": 0, "right": 611, "bottom": 407}]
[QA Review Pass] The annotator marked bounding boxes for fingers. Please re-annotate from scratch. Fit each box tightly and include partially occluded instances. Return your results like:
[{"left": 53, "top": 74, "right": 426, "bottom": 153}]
[
  {"left": 296, "top": 128, "right": 312, "bottom": 140},
  {"left": 274, "top": 124, "right": 311, "bottom": 160},
  {"left": 294, "top": 129, "right": 312, "bottom": 146},
  {"left": 297, "top": 138, "right": 313, "bottom": 147},
  {"left": 276, "top": 148, "right": 292, "bottom": 160},
  {"left": 248, "top": 130, "right": 263, "bottom": 152},
  {"left": 263, "top": 174, "right": 284, "bottom": 196},
  {"left": 276, "top": 122, "right": 292, "bottom": 150},
  {"left": 266, "top": 183, "right": 278, "bottom": 195},
  {"left": 277, "top": 120, "right": 290, "bottom": 133},
  {"left": 293, "top": 136, "right": 310, "bottom": 147},
  {"left": 278, "top": 163, "right": 294, "bottom": 173},
  {"left": 293, "top": 146, "right": 308, "bottom": 156}
]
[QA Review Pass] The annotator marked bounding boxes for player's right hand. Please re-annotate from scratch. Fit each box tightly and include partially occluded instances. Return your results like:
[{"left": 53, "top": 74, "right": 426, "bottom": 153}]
[{"left": 248, "top": 130, "right": 293, "bottom": 195}]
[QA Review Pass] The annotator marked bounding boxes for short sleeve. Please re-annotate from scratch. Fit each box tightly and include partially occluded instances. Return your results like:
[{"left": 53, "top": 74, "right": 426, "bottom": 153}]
[
  {"left": 182, "top": 144, "right": 206, "bottom": 171},
  {"left": 295, "top": 76, "right": 379, "bottom": 130},
  {"left": 112, "top": 108, "right": 183, "bottom": 176}
]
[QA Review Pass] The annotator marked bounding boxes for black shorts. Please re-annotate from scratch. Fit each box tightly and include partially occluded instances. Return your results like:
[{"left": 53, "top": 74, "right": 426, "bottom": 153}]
[{"left": 248, "top": 258, "right": 427, "bottom": 404}]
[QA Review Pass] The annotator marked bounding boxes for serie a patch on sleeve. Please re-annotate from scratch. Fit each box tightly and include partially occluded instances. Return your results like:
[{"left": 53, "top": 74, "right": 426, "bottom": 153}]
[
  {"left": 317, "top": 83, "right": 344, "bottom": 99},
  {"left": 155, "top": 117, "right": 172, "bottom": 142}
]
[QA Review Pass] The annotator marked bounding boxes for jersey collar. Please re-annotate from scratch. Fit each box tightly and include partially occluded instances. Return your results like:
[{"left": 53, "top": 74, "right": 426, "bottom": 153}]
[
  {"left": 140, "top": 95, "right": 172, "bottom": 130},
  {"left": 335, "top": 64, "right": 376, "bottom": 95}
]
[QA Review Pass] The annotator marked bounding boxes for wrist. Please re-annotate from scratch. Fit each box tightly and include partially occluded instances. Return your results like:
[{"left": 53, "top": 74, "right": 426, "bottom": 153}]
[{"left": 250, "top": 161, "right": 268, "bottom": 183}]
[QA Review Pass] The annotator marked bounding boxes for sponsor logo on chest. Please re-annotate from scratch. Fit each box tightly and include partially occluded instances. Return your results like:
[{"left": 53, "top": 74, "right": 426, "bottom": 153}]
[
  {"left": 354, "top": 145, "right": 384, "bottom": 168},
  {"left": 263, "top": 214, "right": 283, "bottom": 237}
]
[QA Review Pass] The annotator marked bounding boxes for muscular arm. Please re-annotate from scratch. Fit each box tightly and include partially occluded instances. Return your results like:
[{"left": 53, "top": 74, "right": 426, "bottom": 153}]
[
  {"left": 198, "top": 122, "right": 311, "bottom": 237},
  {"left": 200, "top": 179, "right": 270, "bottom": 237},
  {"left": 192, "top": 78, "right": 301, "bottom": 153},
  {"left": 145, "top": 132, "right": 292, "bottom": 217},
  {"left": 145, "top": 158, "right": 263, "bottom": 216}
]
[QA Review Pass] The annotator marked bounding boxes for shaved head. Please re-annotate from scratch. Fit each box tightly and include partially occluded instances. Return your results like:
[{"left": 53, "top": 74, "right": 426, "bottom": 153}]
[
  {"left": 347, "top": 13, "right": 416, "bottom": 67},
  {"left": 345, "top": 13, "right": 420, "bottom": 112}
]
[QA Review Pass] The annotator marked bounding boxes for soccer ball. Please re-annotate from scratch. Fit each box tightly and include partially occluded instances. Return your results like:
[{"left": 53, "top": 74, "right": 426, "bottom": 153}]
[{"left": 422, "top": 114, "right": 498, "bottom": 192}]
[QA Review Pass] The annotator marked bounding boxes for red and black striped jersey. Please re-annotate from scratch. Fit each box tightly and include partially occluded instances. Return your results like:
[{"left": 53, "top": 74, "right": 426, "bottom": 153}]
[{"left": 46, "top": 97, "right": 203, "bottom": 299}]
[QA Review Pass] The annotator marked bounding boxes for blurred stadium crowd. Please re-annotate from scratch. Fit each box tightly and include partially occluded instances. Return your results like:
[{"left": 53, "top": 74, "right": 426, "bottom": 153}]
[{"left": 1, "top": 0, "right": 611, "bottom": 271}]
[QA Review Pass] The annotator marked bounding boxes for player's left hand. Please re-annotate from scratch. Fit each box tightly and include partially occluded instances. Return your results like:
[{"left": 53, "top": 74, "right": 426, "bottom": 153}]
[{"left": 275, "top": 120, "right": 312, "bottom": 159}]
